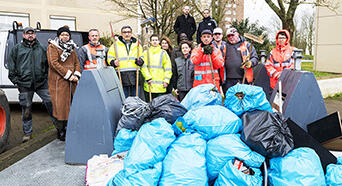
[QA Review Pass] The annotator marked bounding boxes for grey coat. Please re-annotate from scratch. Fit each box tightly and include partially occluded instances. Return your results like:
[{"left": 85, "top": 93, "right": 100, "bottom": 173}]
[{"left": 174, "top": 55, "right": 194, "bottom": 91}]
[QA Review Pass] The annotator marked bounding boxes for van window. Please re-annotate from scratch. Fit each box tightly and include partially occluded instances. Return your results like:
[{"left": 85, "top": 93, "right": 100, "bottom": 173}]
[
  {"left": 50, "top": 16, "right": 76, "bottom": 31},
  {"left": 0, "top": 12, "right": 29, "bottom": 30}
]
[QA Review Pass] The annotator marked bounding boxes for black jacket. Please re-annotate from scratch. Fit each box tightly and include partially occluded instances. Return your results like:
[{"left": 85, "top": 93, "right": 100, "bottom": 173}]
[
  {"left": 8, "top": 40, "right": 48, "bottom": 89},
  {"left": 197, "top": 17, "right": 217, "bottom": 44},
  {"left": 174, "top": 14, "right": 196, "bottom": 42},
  {"left": 173, "top": 55, "right": 194, "bottom": 91}
]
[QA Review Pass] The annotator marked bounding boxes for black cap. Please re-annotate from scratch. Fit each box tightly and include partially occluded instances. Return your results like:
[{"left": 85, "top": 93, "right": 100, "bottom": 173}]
[
  {"left": 57, "top": 26, "right": 71, "bottom": 37},
  {"left": 201, "top": 29, "right": 212, "bottom": 36},
  {"left": 23, "top": 27, "right": 35, "bottom": 34}
]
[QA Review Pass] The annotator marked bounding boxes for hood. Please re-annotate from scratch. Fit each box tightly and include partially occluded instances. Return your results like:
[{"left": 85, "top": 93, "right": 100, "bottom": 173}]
[{"left": 275, "top": 29, "right": 290, "bottom": 50}]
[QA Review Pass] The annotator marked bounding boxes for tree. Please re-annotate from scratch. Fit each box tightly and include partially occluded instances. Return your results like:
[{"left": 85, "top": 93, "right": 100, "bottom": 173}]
[
  {"left": 264, "top": 0, "right": 339, "bottom": 43},
  {"left": 106, "top": 0, "right": 187, "bottom": 38},
  {"left": 231, "top": 18, "right": 272, "bottom": 53},
  {"left": 292, "top": 11, "right": 315, "bottom": 54}
]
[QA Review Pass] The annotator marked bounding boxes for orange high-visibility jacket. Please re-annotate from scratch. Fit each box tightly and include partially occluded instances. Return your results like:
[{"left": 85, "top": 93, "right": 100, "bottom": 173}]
[
  {"left": 82, "top": 43, "right": 106, "bottom": 70},
  {"left": 190, "top": 44, "right": 224, "bottom": 91},
  {"left": 265, "top": 30, "right": 295, "bottom": 89}
]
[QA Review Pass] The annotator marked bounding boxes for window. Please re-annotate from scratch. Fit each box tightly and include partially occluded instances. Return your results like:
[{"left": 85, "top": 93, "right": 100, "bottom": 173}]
[
  {"left": 225, "top": 17, "right": 231, "bottom": 22},
  {"left": 0, "top": 12, "right": 29, "bottom": 29},
  {"left": 233, "top": 10, "right": 236, "bottom": 16},
  {"left": 50, "top": 15, "right": 76, "bottom": 31},
  {"left": 233, "top": 4, "right": 237, "bottom": 8},
  {"left": 225, "top": 24, "right": 231, "bottom": 29},
  {"left": 226, "top": 10, "right": 232, "bottom": 15},
  {"left": 226, "top": 4, "right": 232, "bottom": 8},
  {"left": 233, "top": 18, "right": 237, "bottom": 22}
]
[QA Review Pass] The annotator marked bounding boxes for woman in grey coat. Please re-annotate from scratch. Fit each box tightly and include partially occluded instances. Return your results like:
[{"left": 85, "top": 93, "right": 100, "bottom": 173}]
[{"left": 173, "top": 40, "right": 194, "bottom": 101}]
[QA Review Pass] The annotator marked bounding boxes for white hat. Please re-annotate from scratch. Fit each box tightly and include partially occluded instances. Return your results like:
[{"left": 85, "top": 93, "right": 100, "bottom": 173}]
[
  {"left": 213, "top": 27, "right": 223, "bottom": 34},
  {"left": 226, "top": 27, "right": 238, "bottom": 36}
]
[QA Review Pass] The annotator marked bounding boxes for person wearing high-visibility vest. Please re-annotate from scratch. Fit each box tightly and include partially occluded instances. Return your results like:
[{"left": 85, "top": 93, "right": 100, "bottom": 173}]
[
  {"left": 222, "top": 27, "right": 258, "bottom": 94},
  {"left": 78, "top": 29, "right": 107, "bottom": 71},
  {"left": 141, "top": 34, "right": 172, "bottom": 101},
  {"left": 107, "top": 26, "right": 143, "bottom": 97}
]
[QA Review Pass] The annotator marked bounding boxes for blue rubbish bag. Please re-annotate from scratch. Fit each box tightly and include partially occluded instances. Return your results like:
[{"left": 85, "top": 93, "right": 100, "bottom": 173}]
[
  {"left": 214, "top": 159, "right": 263, "bottom": 186},
  {"left": 224, "top": 84, "right": 272, "bottom": 117},
  {"left": 326, "top": 157, "right": 342, "bottom": 186},
  {"left": 107, "top": 118, "right": 176, "bottom": 186},
  {"left": 206, "top": 134, "right": 265, "bottom": 181},
  {"left": 108, "top": 162, "right": 162, "bottom": 186},
  {"left": 159, "top": 133, "right": 208, "bottom": 186},
  {"left": 124, "top": 118, "right": 176, "bottom": 175},
  {"left": 181, "top": 84, "right": 222, "bottom": 111},
  {"left": 268, "top": 147, "right": 326, "bottom": 186},
  {"left": 111, "top": 129, "right": 137, "bottom": 155},
  {"left": 173, "top": 105, "right": 242, "bottom": 140}
]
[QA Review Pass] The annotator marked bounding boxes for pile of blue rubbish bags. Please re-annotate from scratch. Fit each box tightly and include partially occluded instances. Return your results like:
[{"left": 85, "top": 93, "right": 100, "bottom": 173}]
[{"left": 107, "top": 84, "right": 342, "bottom": 186}]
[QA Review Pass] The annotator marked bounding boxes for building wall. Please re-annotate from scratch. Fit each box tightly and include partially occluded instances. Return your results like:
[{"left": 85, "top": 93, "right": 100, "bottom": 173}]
[
  {"left": 222, "top": 0, "right": 244, "bottom": 29},
  {"left": 0, "top": 0, "right": 137, "bottom": 36},
  {"left": 315, "top": 3, "right": 342, "bottom": 73}
]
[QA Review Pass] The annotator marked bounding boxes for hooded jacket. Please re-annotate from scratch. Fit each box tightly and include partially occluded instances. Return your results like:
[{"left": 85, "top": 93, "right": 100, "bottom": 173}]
[
  {"left": 265, "top": 29, "right": 295, "bottom": 89},
  {"left": 197, "top": 17, "right": 217, "bottom": 44}
]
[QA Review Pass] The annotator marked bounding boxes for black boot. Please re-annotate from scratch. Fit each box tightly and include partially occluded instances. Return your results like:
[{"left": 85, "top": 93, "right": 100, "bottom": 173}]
[{"left": 54, "top": 120, "right": 65, "bottom": 141}]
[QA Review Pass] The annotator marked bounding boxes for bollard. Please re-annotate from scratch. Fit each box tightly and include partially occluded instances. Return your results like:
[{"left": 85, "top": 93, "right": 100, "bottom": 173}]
[{"left": 293, "top": 49, "right": 303, "bottom": 71}]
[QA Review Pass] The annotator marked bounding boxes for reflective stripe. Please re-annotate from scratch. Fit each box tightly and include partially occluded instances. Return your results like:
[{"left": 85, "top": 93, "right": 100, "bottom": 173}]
[
  {"left": 148, "top": 80, "right": 164, "bottom": 84},
  {"left": 164, "top": 68, "right": 172, "bottom": 71},
  {"left": 164, "top": 77, "right": 170, "bottom": 81},
  {"left": 84, "top": 64, "right": 97, "bottom": 69},
  {"left": 159, "top": 51, "right": 164, "bottom": 67},
  {"left": 116, "top": 67, "right": 137, "bottom": 72},
  {"left": 197, "top": 62, "right": 210, "bottom": 67},
  {"left": 118, "top": 57, "right": 137, "bottom": 61},
  {"left": 84, "top": 45, "right": 93, "bottom": 61},
  {"left": 107, "top": 55, "right": 115, "bottom": 59},
  {"left": 194, "top": 70, "right": 218, "bottom": 74},
  {"left": 149, "top": 65, "right": 164, "bottom": 69},
  {"left": 273, "top": 63, "right": 281, "bottom": 67},
  {"left": 269, "top": 69, "right": 277, "bottom": 77}
]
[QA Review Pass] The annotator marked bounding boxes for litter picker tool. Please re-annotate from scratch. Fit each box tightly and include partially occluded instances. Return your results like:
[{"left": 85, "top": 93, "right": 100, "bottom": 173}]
[
  {"left": 241, "top": 33, "right": 265, "bottom": 84},
  {"left": 109, "top": 22, "right": 122, "bottom": 86}
]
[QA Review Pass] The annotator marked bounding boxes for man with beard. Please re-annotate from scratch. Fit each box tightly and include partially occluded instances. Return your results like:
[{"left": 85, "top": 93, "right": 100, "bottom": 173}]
[{"left": 8, "top": 27, "right": 55, "bottom": 142}]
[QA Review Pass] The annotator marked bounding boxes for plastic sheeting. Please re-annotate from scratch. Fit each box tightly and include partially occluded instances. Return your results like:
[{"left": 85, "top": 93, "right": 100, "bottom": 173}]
[
  {"left": 224, "top": 84, "right": 272, "bottom": 117},
  {"left": 115, "top": 97, "right": 151, "bottom": 135},
  {"left": 181, "top": 84, "right": 222, "bottom": 111},
  {"left": 110, "top": 118, "right": 175, "bottom": 185},
  {"left": 268, "top": 147, "right": 326, "bottom": 186},
  {"left": 241, "top": 110, "right": 294, "bottom": 158},
  {"left": 147, "top": 94, "right": 187, "bottom": 124},
  {"left": 214, "top": 160, "right": 263, "bottom": 186},
  {"left": 326, "top": 157, "right": 342, "bottom": 186},
  {"left": 173, "top": 105, "right": 242, "bottom": 140},
  {"left": 159, "top": 133, "right": 208, "bottom": 186},
  {"left": 111, "top": 129, "right": 137, "bottom": 155},
  {"left": 206, "top": 134, "right": 265, "bottom": 181}
]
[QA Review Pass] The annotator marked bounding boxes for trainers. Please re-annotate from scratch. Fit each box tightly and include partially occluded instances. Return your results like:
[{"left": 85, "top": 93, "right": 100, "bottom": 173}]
[{"left": 22, "top": 135, "right": 31, "bottom": 143}]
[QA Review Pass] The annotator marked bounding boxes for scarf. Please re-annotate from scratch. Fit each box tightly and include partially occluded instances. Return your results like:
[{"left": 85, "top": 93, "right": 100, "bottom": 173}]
[{"left": 49, "top": 37, "right": 78, "bottom": 62}]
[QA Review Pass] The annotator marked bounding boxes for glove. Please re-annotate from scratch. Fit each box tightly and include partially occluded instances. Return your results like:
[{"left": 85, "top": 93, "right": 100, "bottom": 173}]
[
  {"left": 240, "top": 60, "right": 252, "bottom": 69},
  {"left": 203, "top": 45, "right": 213, "bottom": 55},
  {"left": 135, "top": 58, "right": 144, "bottom": 66},
  {"left": 109, "top": 59, "right": 117, "bottom": 68}
]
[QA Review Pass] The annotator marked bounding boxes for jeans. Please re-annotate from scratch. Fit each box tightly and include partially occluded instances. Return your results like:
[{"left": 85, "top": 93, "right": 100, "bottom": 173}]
[
  {"left": 18, "top": 83, "right": 56, "bottom": 135},
  {"left": 123, "top": 85, "right": 139, "bottom": 98}
]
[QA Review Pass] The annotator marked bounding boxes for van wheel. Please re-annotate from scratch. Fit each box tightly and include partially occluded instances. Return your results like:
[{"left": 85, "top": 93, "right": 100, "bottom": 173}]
[{"left": 0, "top": 90, "right": 10, "bottom": 153}]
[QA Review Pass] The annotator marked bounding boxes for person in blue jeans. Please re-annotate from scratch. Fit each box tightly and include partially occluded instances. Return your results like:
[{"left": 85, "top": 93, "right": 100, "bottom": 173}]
[{"left": 8, "top": 27, "right": 56, "bottom": 142}]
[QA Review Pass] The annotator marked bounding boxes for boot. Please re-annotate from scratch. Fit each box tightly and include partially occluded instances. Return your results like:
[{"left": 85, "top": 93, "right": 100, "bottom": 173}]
[{"left": 54, "top": 120, "right": 65, "bottom": 141}]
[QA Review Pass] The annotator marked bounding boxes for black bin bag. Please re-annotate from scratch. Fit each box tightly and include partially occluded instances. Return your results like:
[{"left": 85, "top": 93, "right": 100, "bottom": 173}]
[
  {"left": 147, "top": 94, "right": 187, "bottom": 124},
  {"left": 241, "top": 110, "right": 294, "bottom": 158},
  {"left": 115, "top": 97, "right": 151, "bottom": 136}
]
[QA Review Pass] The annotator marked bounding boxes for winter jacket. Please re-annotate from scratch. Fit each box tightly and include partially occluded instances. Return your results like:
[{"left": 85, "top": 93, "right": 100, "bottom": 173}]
[
  {"left": 191, "top": 44, "right": 224, "bottom": 91},
  {"left": 265, "top": 29, "right": 295, "bottom": 89},
  {"left": 225, "top": 36, "right": 258, "bottom": 82},
  {"left": 196, "top": 17, "right": 217, "bottom": 44},
  {"left": 174, "top": 14, "right": 197, "bottom": 43},
  {"left": 107, "top": 36, "right": 143, "bottom": 87},
  {"left": 47, "top": 43, "right": 81, "bottom": 120},
  {"left": 8, "top": 39, "right": 48, "bottom": 89},
  {"left": 213, "top": 41, "right": 227, "bottom": 84},
  {"left": 174, "top": 55, "right": 194, "bottom": 91},
  {"left": 141, "top": 46, "right": 172, "bottom": 93}
]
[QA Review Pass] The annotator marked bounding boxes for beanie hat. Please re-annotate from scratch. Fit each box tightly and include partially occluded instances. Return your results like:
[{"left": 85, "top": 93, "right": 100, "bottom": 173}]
[{"left": 57, "top": 25, "right": 71, "bottom": 37}]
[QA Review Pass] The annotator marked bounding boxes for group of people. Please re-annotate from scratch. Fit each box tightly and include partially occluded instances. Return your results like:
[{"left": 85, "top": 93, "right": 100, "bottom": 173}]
[{"left": 8, "top": 5, "right": 296, "bottom": 143}]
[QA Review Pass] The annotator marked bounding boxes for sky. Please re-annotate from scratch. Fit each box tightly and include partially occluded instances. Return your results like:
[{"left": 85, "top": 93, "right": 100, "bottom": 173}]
[{"left": 244, "top": 0, "right": 315, "bottom": 40}]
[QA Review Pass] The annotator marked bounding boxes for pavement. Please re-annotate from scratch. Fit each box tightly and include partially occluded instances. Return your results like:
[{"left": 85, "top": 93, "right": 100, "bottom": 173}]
[{"left": 0, "top": 140, "right": 85, "bottom": 186}]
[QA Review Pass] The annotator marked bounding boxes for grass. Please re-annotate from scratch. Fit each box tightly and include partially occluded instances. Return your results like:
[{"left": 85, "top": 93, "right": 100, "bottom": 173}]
[
  {"left": 301, "top": 62, "right": 338, "bottom": 77},
  {"left": 326, "top": 92, "right": 342, "bottom": 100}
]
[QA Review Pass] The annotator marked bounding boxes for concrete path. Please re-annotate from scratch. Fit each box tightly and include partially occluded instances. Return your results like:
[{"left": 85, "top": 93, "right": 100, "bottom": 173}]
[{"left": 0, "top": 140, "right": 85, "bottom": 186}]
